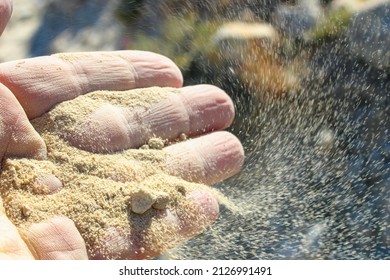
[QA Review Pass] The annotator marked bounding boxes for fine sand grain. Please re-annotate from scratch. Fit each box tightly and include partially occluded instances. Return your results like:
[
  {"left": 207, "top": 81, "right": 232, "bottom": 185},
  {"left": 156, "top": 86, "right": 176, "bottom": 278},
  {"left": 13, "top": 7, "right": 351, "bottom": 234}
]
[{"left": 0, "top": 87, "right": 224, "bottom": 259}]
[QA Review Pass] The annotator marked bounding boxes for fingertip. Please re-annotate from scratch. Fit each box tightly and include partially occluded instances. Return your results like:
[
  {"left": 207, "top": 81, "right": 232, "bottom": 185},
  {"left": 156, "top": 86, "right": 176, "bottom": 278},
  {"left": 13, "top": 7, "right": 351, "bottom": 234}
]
[
  {"left": 165, "top": 131, "right": 245, "bottom": 185},
  {"left": 175, "top": 189, "right": 219, "bottom": 239},
  {"left": 4, "top": 121, "right": 47, "bottom": 160},
  {"left": 217, "top": 131, "right": 245, "bottom": 171},
  {"left": 87, "top": 227, "right": 133, "bottom": 260},
  {"left": 89, "top": 210, "right": 179, "bottom": 260},
  {"left": 126, "top": 51, "right": 184, "bottom": 88},
  {"left": 180, "top": 84, "right": 236, "bottom": 133},
  {"left": 186, "top": 189, "right": 220, "bottom": 223}
]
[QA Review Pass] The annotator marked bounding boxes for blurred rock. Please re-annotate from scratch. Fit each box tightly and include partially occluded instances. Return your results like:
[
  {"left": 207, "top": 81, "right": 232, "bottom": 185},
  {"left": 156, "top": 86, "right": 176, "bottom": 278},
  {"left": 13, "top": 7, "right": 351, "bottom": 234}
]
[
  {"left": 212, "top": 21, "right": 279, "bottom": 61},
  {"left": 346, "top": 3, "right": 390, "bottom": 71},
  {"left": 213, "top": 21, "right": 278, "bottom": 42},
  {"left": 331, "top": 0, "right": 390, "bottom": 13},
  {"left": 212, "top": 21, "right": 299, "bottom": 102},
  {"left": 271, "top": 0, "right": 324, "bottom": 40}
]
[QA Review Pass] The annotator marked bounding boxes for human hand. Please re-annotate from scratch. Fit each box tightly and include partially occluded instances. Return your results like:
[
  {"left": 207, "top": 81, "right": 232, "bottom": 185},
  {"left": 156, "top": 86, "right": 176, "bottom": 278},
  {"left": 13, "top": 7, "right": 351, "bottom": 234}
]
[{"left": 0, "top": 0, "right": 244, "bottom": 260}]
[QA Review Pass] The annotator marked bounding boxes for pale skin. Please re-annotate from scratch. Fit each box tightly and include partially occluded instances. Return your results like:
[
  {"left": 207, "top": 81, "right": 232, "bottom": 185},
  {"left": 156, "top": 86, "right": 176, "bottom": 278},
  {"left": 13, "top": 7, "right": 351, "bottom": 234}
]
[{"left": 0, "top": 0, "right": 244, "bottom": 259}]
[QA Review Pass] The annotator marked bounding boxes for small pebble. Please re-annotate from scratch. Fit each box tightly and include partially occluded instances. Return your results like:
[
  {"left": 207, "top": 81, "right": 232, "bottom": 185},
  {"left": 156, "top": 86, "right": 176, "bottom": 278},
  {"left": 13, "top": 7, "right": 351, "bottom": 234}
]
[
  {"left": 147, "top": 138, "right": 165, "bottom": 150},
  {"left": 130, "top": 188, "right": 155, "bottom": 214},
  {"left": 21, "top": 205, "right": 31, "bottom": 218},
  {"left": 152, "top": 191, "right": 170, "bottom": 210},
  {"left": 179, "top": 133, "right": 188, "bottom": 141}
]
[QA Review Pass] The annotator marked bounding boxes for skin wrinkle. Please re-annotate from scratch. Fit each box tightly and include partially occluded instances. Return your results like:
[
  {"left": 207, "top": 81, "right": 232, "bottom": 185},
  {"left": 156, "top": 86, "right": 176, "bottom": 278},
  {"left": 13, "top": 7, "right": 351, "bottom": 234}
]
[
  {"left": 0, "top": 85, "right": 13, "bottom": 160},
  {"left": 193, "top": 135, "right": 223, "bottom": 183},
  {"left": 204, "top": 134, "right": 238, "bottom": 179},
  {"left": 197, "top": 145, "right": 214, "bottom": 183},
  {"left": 165, "top": 143, "right": 207, "bottom": 183},
  {"left": 52, "top": 54, "right": 125, "bottom": 98},
  {"left": 56, "top": 56, "right": 90, "bottom": 97},
  {"left": 84, "top": 53, "right": 137, "bottom": 90},
  {"left": 116, "top": 51, "right": 182, "bottom": 89},
  {"left": 180, "top": 90, "right": 204, "bottom": 135},
  {"left": 181, "top": 86, "right": 235, "bottom": 133},
  {"left": 95, "top": 104, "right": 131, "bottom": 151},
  {"left": 122, "top": 106, "right": 150, "bottom": 148},
  {"left": 143, "top": 87, "right": 235, "bottom": 141},
  {"left": 85, "top": 87, "right": 235, "bottom": 151},
  {"left": 119, "top": 52, "right": 168, "bottom": 89},
  {"left": 205, "top": 97, "right": 234, "bottom": 126},
  {"left": 19, "top": 227, "right": 49, "bottom": 260},
  {"left": 177, "top": 93, "right": 195, "bottom": 135},
  {"left": 0, "top": 58, "right": 82, "bottom": 118},
  {"left": 145, "top": 93, "right": 191, "bottom": 139},
  {"left": 23, "top": 217, "right": 88, "bottom": 260},
  {"left": 0, "top": 83, "right": 45, "bottom": 159},
  {"left": 5, "top": 110, "right": 23, "bottom": 156},
  {"left": 112, "top": 106, "right": 135, "bottom": 150},
  {"left": 0, "top": 51, "right": 183, "bottom": 120},
  {"left": 43, "top": 229, "right": 82, "bottom": 260},
  {"left": 117, "top": 54, "right": 139, "bottom": 89},
  {"left": 164, "top": 132, "right": 244, "bottom": 185}
]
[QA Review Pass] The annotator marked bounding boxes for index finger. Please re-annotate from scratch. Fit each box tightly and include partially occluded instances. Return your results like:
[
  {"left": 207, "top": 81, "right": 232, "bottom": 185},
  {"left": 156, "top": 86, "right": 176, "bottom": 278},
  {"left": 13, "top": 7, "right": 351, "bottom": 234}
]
[{"left": 0, "top": 51, "right": 183, "bottom": 119}]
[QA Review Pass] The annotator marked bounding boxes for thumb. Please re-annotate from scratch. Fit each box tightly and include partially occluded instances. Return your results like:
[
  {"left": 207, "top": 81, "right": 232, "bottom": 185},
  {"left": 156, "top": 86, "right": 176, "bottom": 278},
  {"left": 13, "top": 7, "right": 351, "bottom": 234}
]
[
  {"left": 0, "top": 83, "right": 47, "bottom": 163},
  {"left": 0, "top": 196, "right": 34, "bottom": 259},
  {"left": 0, "top": 0, "right": 12, "bottom": 35}
]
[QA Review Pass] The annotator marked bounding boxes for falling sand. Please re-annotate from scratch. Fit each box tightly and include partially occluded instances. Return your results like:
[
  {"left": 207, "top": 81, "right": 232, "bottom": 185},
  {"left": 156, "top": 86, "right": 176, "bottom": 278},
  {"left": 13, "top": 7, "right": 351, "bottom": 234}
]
[{"left": 0, "top": 87, "right": 230, "bottom": 259}]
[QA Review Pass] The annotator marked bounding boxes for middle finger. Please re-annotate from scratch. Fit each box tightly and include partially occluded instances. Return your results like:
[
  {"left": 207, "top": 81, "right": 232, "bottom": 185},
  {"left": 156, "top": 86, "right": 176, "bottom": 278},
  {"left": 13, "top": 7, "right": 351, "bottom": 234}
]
[{"left": 63, "top": 84, "right": 235, "bottom": 153}]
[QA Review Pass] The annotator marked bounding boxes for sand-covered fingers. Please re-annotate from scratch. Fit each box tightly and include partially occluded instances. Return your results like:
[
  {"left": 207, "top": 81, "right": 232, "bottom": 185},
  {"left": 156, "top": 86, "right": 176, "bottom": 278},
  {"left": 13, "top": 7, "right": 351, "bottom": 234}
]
[
  {"left": 28, "top": 85, "right": 242, "bottom": 185},
  {"left": 0, "top": 151, "right": 221, "bottom": 260},
  {"left": 0, "top": 83, "right": 46, "bottom": 161},
  {"left": 89, "top": 189, "right": 218, "bottom": 260},
  {"left": 0, "top": 84, "right": 242, "bottom": 259},
  {"left": 2, "top": 175, "right": 219, "bottom": 260},
  {"left": 0, "top": 51, "right": 183, "bottom": 119},
  {"left": 0, "top": 0, "right": 12, "bottom": 35},
  {"left": 62, "top": 85, "right": 235, "bottom": 153}
]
